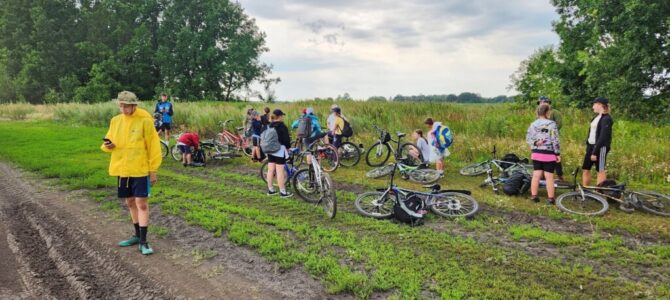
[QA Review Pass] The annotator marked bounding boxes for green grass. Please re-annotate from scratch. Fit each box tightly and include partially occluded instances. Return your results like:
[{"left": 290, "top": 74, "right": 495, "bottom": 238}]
[{"left": 1, "top": 116, "right": 670, "bottom": 298}]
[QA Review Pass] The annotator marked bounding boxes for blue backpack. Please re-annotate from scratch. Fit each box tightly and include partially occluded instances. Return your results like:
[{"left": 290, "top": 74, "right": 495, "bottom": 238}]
[{"left": 434, "top": 125, "right": 453, "bottom": 150}]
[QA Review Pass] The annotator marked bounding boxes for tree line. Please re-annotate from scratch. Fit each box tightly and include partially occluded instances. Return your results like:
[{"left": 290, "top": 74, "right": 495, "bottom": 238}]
[
  {"left": 0, "top": 0, "right": 275, "bottom": 103},
  {"left": 511, "top": 0, "right": 670, "bottom": 121},
  {"left": 387, "top": 93, "right": 513, "bottom": 103}
]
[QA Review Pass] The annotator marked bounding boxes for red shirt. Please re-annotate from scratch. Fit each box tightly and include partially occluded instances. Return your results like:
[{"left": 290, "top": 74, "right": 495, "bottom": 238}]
[{"left": 178, "top": 132, "right": 200, "bottom": 149}]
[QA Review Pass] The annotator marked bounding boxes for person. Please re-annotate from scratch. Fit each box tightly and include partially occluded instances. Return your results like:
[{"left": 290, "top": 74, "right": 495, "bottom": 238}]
[
  {"left": 154, "top": 92, "right": 174, "bottom": 142},
  {"left": 101, "top": 91, "right": 161, "bottom": 255},
  {"left": 176, "top": 127, "right": 201, "bottom": 167},
  {"left": 526, "top": 104, "right": 561, "bottom": 204},
  {"left": 243, "top": 107, "right": 255, "bottom": 138},
  {"left": 410, "top": 129, "right": 431, "bottom": 166},
  {"left": 582, "top": 97, "right": 613, "bottom": 187},
  {"left": 291, "top": 107, "right": 325, "bottom": 149},
  {"left": 153, "top": 112, "right": 163, "bottom": 132},
  {"left": 266, "top": 109, "right": 293, "bottom": 198},
  {"left": 250, "top": 111, "right": 263, "bottom": 162},
  {"left": 327, "top": 107, "right": 345, "bottom": 148},
  {"left": 538, "top": 96, "right": 565, "bottom": 181},
  {"left": 260, "top": 107, "right": 271, "bottom": 130},
  {"left": 424, "top": 118, "right": 449, "bottom": 174},
  {"left": 326, "top": 104, "right": 347, "bottom": 131}
]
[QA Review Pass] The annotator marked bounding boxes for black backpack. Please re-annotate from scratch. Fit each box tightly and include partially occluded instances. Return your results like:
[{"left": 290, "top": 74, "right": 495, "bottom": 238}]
[
  {"left": 500, "top": 153, "right": 520, "bottom": 170},
  {"left": 296, "top": 116, "right": 313, "bottom": 138},
  {"left": 502, "top": 171, "right": 531, "bottom": 196},
  {"left": 393, "top": 194, "right": 425, "bottom": 226},
  {"left": 341, "top": 119, "right": 353, "bottom": 138},
  {"left": 192, "top": 149, "right": 206, "bottom": 166}
]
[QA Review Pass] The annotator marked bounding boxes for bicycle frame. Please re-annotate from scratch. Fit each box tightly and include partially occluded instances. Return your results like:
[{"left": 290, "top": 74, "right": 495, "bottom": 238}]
[{"left": 372, "top": 125, "right": 399, "bottom": 156}]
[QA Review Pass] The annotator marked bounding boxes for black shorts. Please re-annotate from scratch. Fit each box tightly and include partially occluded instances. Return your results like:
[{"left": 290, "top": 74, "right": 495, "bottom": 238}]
[
  {"left": 252, "top": 136, "right": 260, "bottom": 147},
  {"left": 327, "top": 132, "right": 343, "bottom": 148},
  {"left": 267, "top": 154, "right": 287, "bottom": 165},
  {"left": 583, "top": 144, "right": 608, "bottom": 172},
  {"left": 118, "top": 176, "right": 150, "bottom": 198},
  {"left": 159, "top": 123, "right": 172, "bottom": 131},
  {"left": 532, "top": 160, "right": 556, "bottom": 173}
]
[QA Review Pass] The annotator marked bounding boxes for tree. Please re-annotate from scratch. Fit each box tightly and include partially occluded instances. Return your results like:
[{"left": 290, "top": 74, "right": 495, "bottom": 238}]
[{"left": 509, "top": 46, "right": 563, "bottom": 105}]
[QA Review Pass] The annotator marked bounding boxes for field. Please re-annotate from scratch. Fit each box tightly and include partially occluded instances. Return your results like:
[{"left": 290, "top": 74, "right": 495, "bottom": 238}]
[{"left": 1, "top": 101, "right": 670, "bottom": 299}]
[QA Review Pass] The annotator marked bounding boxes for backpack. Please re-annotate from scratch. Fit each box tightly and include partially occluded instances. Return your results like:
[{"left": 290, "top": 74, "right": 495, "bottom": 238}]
[
  {"left": 192, "top": 149, "right": 206, "bottom": 166},
  {"left": 502, "top": 171, "right": 531, "bottom": 196},
  {"left": 260, "top": 127, "right": 281, "bottom": 153},
  {"left": 393, "top": 194, "right": 425, "bottom": 226},
  {"left": 296, "top": 116, "right": 312, "bottom": 138},
  {"left": 500, "top": 153, "right": 520, "bottom": 170},
  {"left": 341, "top": 119, "right": 353, "bottom": 138},
  {"left": 434, "top": 125, "right": 453, "bottom": 150}
]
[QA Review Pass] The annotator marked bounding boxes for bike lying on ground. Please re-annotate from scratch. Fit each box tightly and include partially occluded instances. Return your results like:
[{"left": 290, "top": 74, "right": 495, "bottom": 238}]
[
  {"left": 366, "top": 125, "right": 423, "bottom": 167},
  {"left": 356, "top": 132, "right": 479, "bottom": 219},
  {"left": 459, "top": 146, "right": 530, "bottom": 176},
  {"left": 479, "top": 163, "right": 573, "bottom": 194},
  {"left": 292, "top": 147, "right": 337, "bottom": 219},
  {"left": 367, "top": 161, "right": 441, "bottom": 185},
  {"left": 555, "top": 168, "right": 670, "bottom": 217}
]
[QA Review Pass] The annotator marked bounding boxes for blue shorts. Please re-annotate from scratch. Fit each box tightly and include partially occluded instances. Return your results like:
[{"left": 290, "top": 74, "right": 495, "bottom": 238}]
[
  {"left": 118, "top": 176, "right": 151, "bottom": 198},
  {"left": 178, "top": 144, "right": 192, "bottom": 154}
]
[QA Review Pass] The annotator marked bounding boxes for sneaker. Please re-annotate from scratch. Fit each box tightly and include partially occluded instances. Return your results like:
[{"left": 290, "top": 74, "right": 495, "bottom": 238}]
[
  {"left": 183, "top": 163, "right": 187, "bottom": 167},
  {"left": 280, "top": 191, "right": 293, "bottom": 198},
  {"left": 531, "top": 196, "right": 540, "bottom": 203},
  {"left": 547, "top": 198, "right": 556, "bottom": 205},
  {"left": 267, "top": 190, "right": 278, "bottom": 196},
  {"left": 139, "top": 243, "right": 154, "bottom": 255},
  {"left": 118, "top": 236, "right": 140, "bottom": 247}
]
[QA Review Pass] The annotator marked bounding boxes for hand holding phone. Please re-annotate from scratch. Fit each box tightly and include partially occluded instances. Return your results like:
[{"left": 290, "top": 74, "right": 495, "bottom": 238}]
[{"left": 103, "top": 138, "right": 115, "bottom": 149}]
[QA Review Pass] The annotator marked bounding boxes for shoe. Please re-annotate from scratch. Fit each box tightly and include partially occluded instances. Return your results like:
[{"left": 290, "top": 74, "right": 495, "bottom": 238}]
[
  {"left": 140, "top": 243, "right": 154, "bottom": 255},
  {"left": 280, "top": 191, "right": 293, "bottom": 198},
  {"left": 267, "top": 190, "right": 278, "bottom": 196},
  {"left": 183, "top": 163, "right": 187, "bottom": 167},
  {"left": 118, "top": 236, "right": 140, "bottom": 247},
  {"left": 547, "top": 198, "right": 556, "bottom": 205},
  {"left": 531, "top": 196, "right": 540, "bottom": 203}
]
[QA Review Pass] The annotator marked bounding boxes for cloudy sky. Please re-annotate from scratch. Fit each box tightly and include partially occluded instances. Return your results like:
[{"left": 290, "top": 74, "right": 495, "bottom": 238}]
[{"left": 236, "top": 0, "right": 559, "bottom": 100}]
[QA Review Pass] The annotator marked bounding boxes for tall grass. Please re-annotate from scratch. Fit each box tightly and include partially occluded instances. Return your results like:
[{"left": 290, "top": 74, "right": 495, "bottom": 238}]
[
  {"left": 12, "top": 100, "right": 670, "bottom": 184},
  {"left": 0, "top": 103, "right": 36, "bottom": 120}
]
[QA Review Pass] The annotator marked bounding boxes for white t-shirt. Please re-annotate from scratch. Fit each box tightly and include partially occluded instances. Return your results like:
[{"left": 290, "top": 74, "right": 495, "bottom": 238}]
[
  {"left": 416, "top": 138, "right": 431, "bottom": 163},
  {"left": 588, "top": 114, "right": 601, "bottom": 145}
]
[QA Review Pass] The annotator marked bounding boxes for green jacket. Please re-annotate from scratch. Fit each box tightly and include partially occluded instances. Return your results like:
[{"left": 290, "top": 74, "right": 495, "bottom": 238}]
[{"left": 549, "top": 109, "right": 562, "bottom": 131}]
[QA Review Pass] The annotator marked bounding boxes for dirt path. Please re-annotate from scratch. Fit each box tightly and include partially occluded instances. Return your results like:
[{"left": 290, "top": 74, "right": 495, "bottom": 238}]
[{"left": 0, "top": 162, "right": 323, "bottom": 299}]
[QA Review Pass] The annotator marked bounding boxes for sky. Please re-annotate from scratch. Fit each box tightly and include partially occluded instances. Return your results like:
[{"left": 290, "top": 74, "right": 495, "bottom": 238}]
[{"left": 236, "top": 0, "right": 559, "bottom": 100}]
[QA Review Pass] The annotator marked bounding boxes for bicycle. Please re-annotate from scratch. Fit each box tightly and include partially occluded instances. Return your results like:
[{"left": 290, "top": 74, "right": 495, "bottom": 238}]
[
  {"left": 218, "top": 120, "right": 252, "bottom": 157},
  {"left": 479, "top": 163, "right": 574, "bottom": 193},
  {"left": 159, "top": 139, "right": 169, "bottom": 158},
  {"left": 260, "top": 149, "right": 300, "bottom": 188},
  {"left": 292, "top": 137, "right": 340, "bottom": 172},
  {"left": 367, "top": 161, "right": 441, "bottom": 184},
  {"left": 555, "top": 168, "right": 670, "bottom": 217},
  {"left": 365, "top": 125, "right": 422, "bottom": 167},
  {"left": 292, "top": 147, "right": 337, "bottom": 219},
  {"left": 459, "top": 146, "right": 530, "bottom": 176},
  {"left": 338, "top": 137, "right": 363, "bottom": 167},
  {"left": 355, "top": 132, "right": 479, "bottom": 219}
]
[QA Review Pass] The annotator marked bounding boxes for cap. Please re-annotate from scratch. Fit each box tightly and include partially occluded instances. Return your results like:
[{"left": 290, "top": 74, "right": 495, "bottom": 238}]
[
  {"left": 332, "top": 107, "right": 341, "bottom": 114},
  {"left": 424, "top": 117, "right": 434, "bottom": 125},
  {"left": 115, "top": 91, "right": 139, "bottom": 105},
  {"left": 305, "top": 107, "right": 314, "bottom": 114},
  {"left": 330, "top": 104, "right": 339, "bottom": 110},
  {"left": 593, "top": 97, "right": 609, "bottom": 105},
  {"left": 537, "top": 96, "right": 551, "bottom": 104},
  {"left": 272, "top": 109, "right": 285, "bottom": 116},
  {"left": 301, "top": 108, "right": 307, "bottom": 114}
]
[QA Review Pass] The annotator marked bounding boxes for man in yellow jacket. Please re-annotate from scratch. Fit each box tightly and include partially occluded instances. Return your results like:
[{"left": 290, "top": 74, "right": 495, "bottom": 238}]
[{"left": 101, "top": 91, "right": 162, "bottom": 255}]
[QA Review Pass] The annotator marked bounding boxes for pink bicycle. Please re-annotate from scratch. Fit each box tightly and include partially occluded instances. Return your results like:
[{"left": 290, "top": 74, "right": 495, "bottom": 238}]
[{"left": 217, "top": 120, "right": 252, "bottom": 157}]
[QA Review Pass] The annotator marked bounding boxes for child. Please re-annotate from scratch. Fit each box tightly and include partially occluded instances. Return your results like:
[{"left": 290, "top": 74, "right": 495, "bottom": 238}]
[
  {"left": 411, "top": 129, "right": 431, "bottom": 166},
  {"left": 177, "top": 127, "right": 200, "bottom": 167},
  {"left": 153, "top": 113, "right": 163, "bottom": 133},
  {"left": 526, "top": 104, "right": 561, "bottom": 204},
  {"left": 250, "top": 111, "right": 263, "bottom": 161}
]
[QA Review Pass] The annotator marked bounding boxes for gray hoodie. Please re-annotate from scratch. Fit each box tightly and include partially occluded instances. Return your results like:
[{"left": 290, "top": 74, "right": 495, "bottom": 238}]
[{"left": 526, "top": 118, "right": 560, "bottom": 155}]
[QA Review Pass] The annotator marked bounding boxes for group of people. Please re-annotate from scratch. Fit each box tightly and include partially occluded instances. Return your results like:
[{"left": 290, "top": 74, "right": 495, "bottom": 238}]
[{"left": 526, "top": 96, "right": 612, "bottom": 204}]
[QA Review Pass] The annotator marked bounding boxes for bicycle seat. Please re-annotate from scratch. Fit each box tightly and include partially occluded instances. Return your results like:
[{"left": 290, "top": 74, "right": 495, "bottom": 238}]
[
  {"left": 423, "top": 184, "right": 441, "bottom": 191},
  {"left": 236, "top": 127, "right": 244, "bottom": 131},
  {"left": 396, "top": 132, "right": 406, "bottom": 138}
]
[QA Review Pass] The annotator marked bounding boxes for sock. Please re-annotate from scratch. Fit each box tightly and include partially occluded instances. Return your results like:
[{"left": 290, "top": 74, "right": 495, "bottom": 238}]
[
  {"left": 280, "top": 189, "right": 286, "bottom": 194},
  {"left": 268, "top": 187, "right": 275, "bottom": 192},
  {"left": 133, "top": 223, "right": 140, "bottom": 238},
  {"left": 139, "top": 226, "right": 148, "bottom": 244}
]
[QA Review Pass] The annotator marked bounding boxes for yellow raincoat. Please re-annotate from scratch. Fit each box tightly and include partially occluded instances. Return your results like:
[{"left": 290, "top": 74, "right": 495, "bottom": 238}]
[{"left": 101, "top": 108, "right": 162, "bottom": 177}]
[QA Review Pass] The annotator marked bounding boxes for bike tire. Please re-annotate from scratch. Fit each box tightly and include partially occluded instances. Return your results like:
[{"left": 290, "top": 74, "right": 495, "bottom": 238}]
[
  {"left": 313, "top": 144, "right": 339, "bottom": 172},
  {"left": 354, "top": 191, "right": 394, "bottom": 219},
  {"left": 634, "top": 191, "right": 670, "bottom": 217},
  {"left": 399, "top": 143, "right": 423, "bottom": 166},
  {"left": 160, "top": 141, "right": 169, "bottom": 158},
  {"left": 241, "top": 137, "right": 253, "bottom": 157},
  {"left": 555, "top": 191, "right": 609, "bottom": 216},
  {"left": 459, "top": 161, "right": 490, "bottom": 176},
  {"left": 366, "top": 164, "right": 395, "bottom": 178},
  {"left": 171, "top": 145, "right": 182, "bottom": 161},
  {"left": 320, "top": 172, "right": 336, "bottom": 219},
  {"left": 292, "top": 168, "right": 319, "bottom": 203},
  {"left": 407, "top": 169, "right": 442, "bottom": 184},
  {"left": 365, "top": 142, "right": 391, "bottom": 167},
  {"left": 338, "top": 142, "right": 361, "bottom": 167},
  {"left": 430, "top": 192, "right": 479, "bottom": 218}
]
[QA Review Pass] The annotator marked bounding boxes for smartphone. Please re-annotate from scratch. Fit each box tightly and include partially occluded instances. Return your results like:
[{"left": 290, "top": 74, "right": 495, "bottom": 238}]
[{"left": 103, "top": 138, "right": 112, "bottom": 144}]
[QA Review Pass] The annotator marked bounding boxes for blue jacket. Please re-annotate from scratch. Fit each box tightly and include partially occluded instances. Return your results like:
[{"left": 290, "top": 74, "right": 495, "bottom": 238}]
[
  {"left": 291, "top": 114, "right": 322, "bottom": 138},
  {"left": 155, "top": 102, "right": 174, "bottom": 124}
]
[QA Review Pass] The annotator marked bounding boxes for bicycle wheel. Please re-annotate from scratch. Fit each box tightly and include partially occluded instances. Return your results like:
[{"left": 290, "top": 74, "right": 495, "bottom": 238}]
[
  {"left": 399, "top": 143, "right": 423, "bottom": 166},
  {"left": 407, "top": 169, "right": 442, "bottom": 184},
  {"left": 365, "top": 142, "right": 391, "bottom": 167},
  {"left": 313, "top": 144, "right": 339, "bottom": 172},
  {"left": 338, "top": 142, "right": 361, "bottom": 167},
  {"left": 171, "top": 145, "right": 182, "bottom": 161},
  {"left": 431, "top": 192, "right": 479, "bottom": 218},
  {"left": 459, "top": 161, "right": 491, "bottom": 176},
  {"left": 160, "top": 141, "right": 169, "bottom": 157},
  {"left": 556, "top": 191, "right": 609, "bottom": 216},
  {"left": 634, "top": 191, "right": 670, "bottom": 217},
  {"left": 292, "top": 168, "right": 319, "bottom": 203},
  {"left": 241, "top": 137, "right": 253, "bottom": 157},
  {"left": 320, "top": 172, "right": 336, "bottom": 219},
  {"left": 366, "top": 164, "right": 395, "bottom": 178},
  {"left": 354, "top": 191, "right": 394, "bottom": 219}
]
